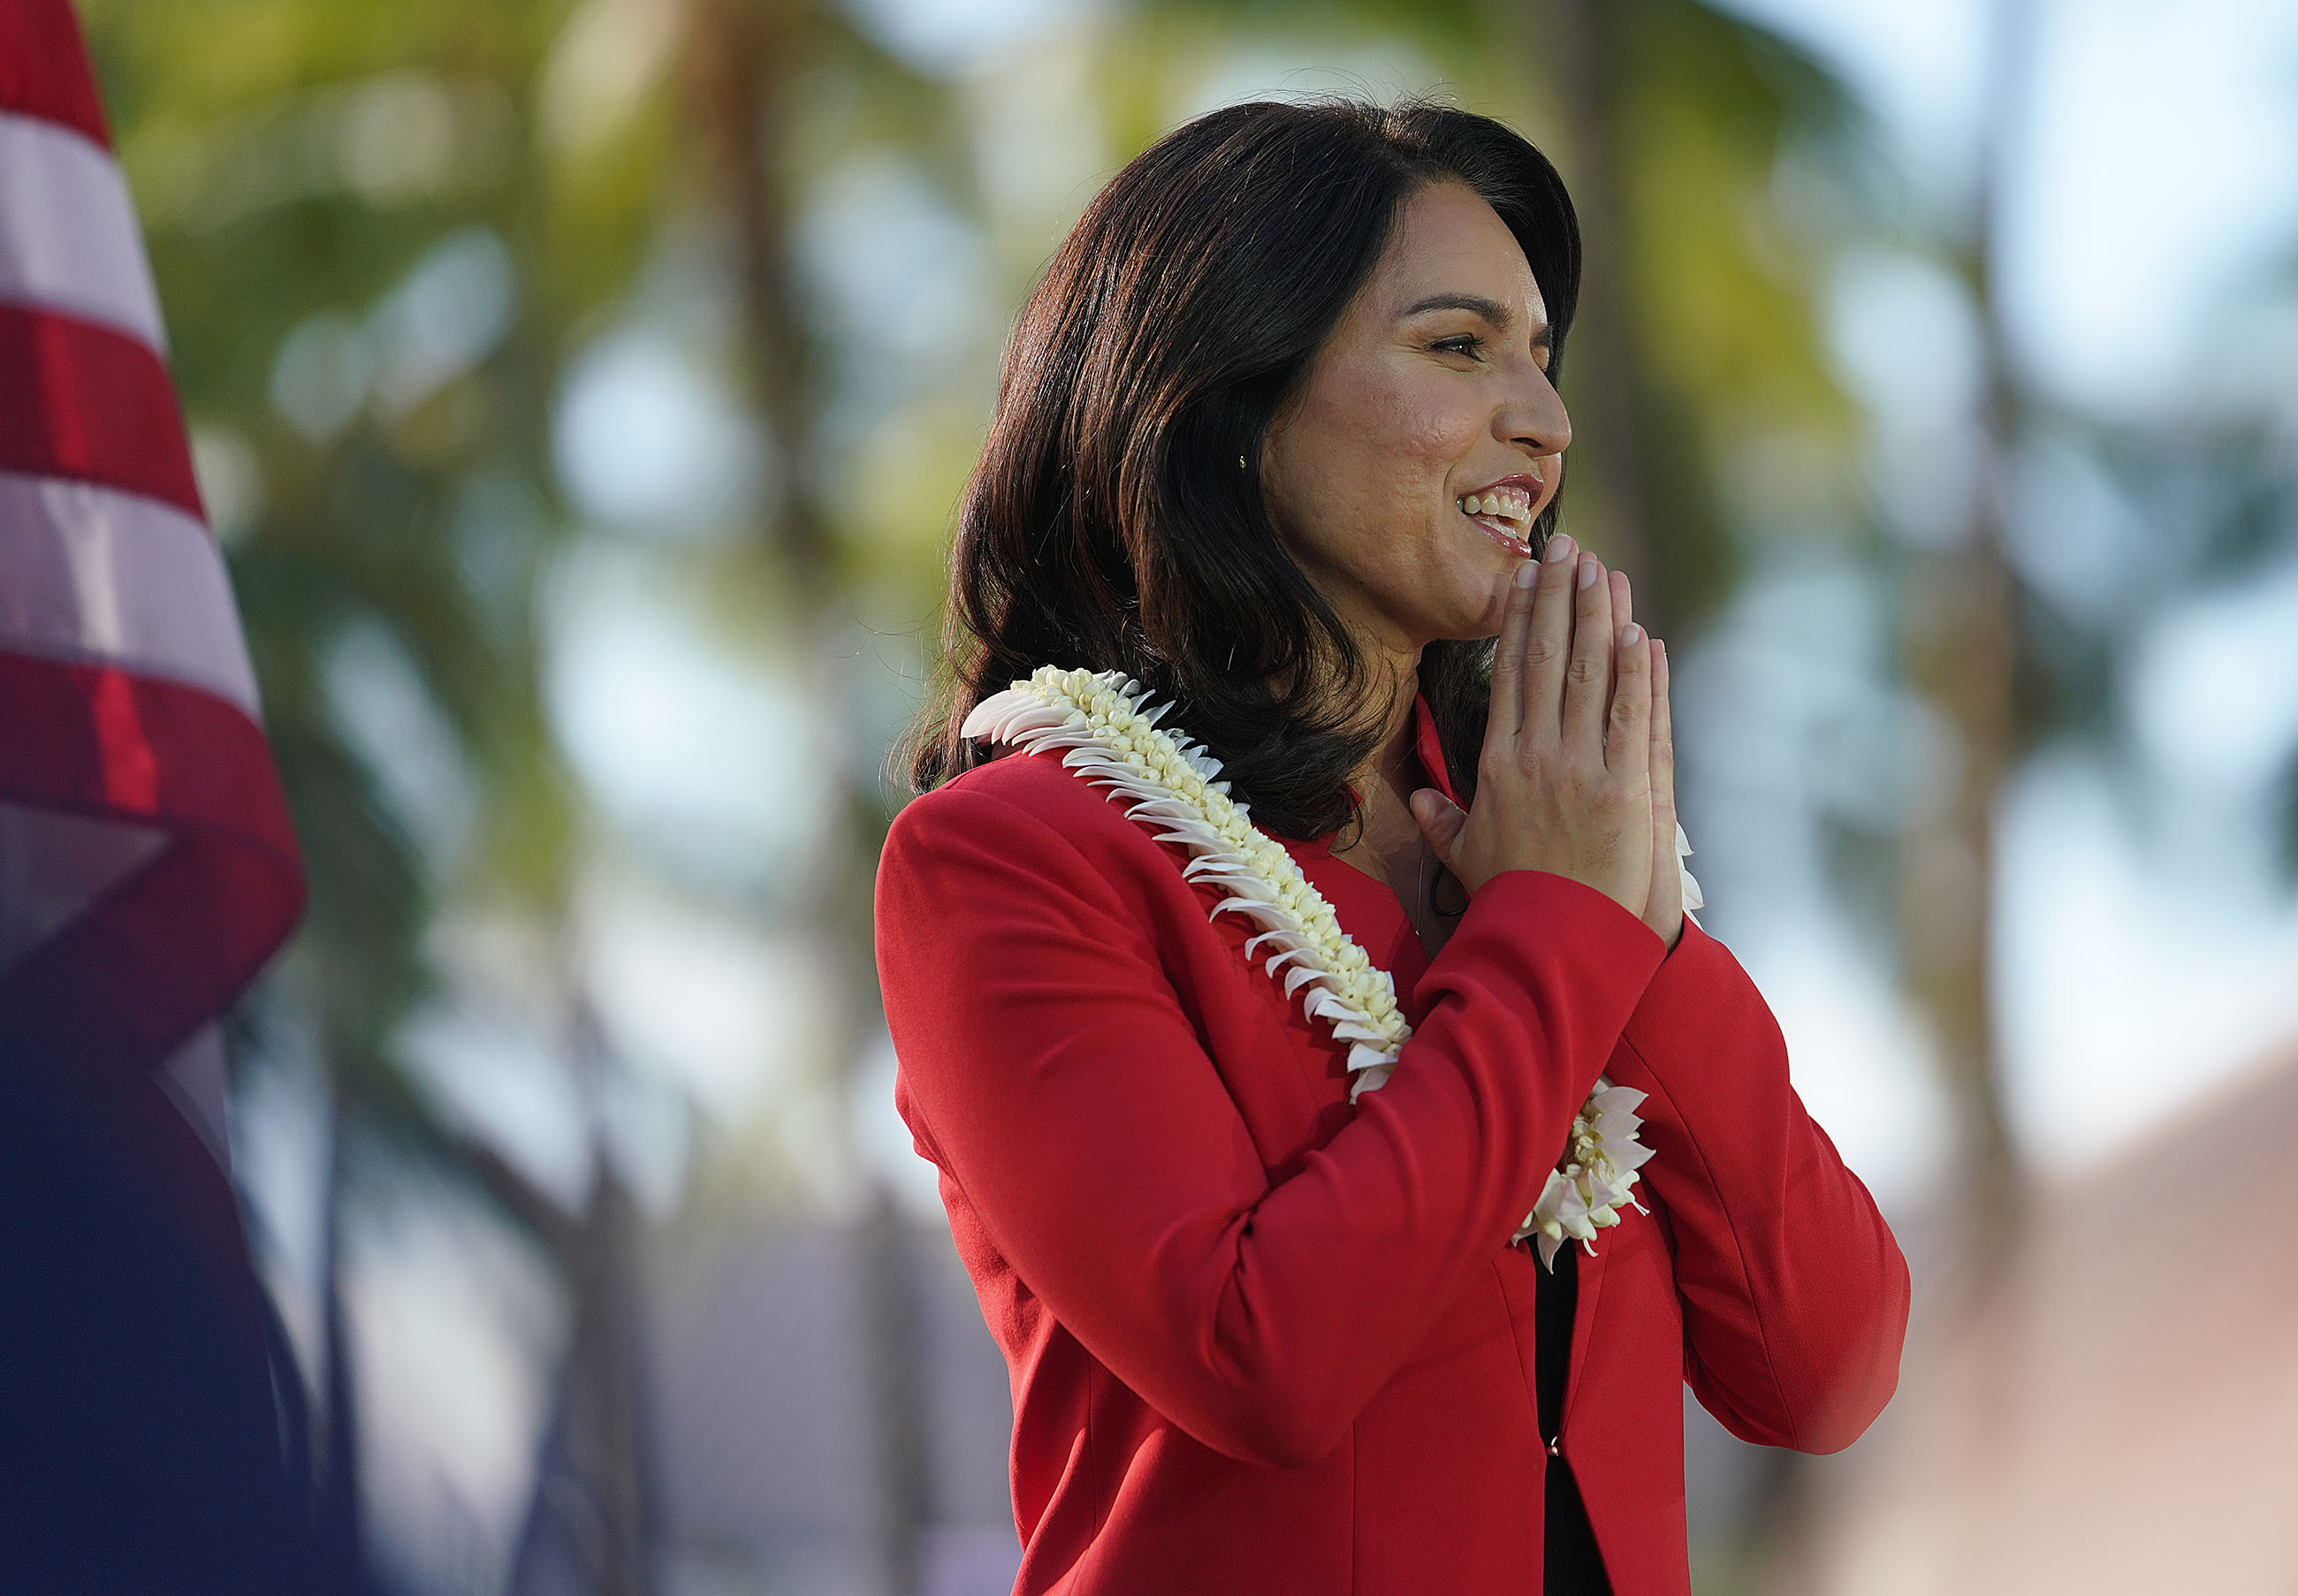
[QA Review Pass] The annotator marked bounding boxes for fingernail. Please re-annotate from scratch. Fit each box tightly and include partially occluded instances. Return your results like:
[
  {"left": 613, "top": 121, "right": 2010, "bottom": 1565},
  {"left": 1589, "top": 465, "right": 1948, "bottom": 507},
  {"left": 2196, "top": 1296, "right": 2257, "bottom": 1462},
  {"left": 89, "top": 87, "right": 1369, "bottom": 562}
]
[
  {"left": 1622, "top": 622, "right": 1644, "bottom": 645},
  {"left": 1578, "top": 554, "right": 1600, "bottom": 589},
  {"left": 1543, "top": 533, "right": 1575, "bottom": 564},
  {"left": 1515, "top": 559, "right": 1538, "bottom": 589}
]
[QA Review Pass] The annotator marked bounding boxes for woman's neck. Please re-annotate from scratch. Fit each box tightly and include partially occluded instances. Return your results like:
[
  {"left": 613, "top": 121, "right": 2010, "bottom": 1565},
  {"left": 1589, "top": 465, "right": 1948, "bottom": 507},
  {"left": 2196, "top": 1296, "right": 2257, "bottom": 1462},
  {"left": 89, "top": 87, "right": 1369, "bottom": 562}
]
[
  {"left": 1328, "top": 665, "right": 1464, "bottom": 956},
  {"left": 1345, "top": 646, "right": 1423, "bottom": 803},
  {"left": 1351, "top": 686, "right": 1420, "bottom": 813},
  {"left": 1331, "top": 661, "right": 1425, "bottom": 868}
]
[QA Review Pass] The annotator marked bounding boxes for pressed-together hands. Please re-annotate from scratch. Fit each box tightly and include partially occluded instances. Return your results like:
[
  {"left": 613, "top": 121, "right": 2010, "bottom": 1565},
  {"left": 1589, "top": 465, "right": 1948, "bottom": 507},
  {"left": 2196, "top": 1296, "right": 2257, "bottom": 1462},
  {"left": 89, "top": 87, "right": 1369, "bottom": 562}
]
[{"left": 1408, "top": 533, "right": 1685, "bottom": 952}]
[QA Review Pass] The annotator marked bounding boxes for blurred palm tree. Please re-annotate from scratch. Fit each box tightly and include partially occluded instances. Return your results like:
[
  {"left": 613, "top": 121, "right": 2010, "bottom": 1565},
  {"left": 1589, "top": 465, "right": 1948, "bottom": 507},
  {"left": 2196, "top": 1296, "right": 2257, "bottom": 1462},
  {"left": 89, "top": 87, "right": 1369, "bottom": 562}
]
[
  {"left": 1898, "top": 0, "right": 2298, "bottom": 1286},
  {"left": 672, "top": 3, "right": 956, "bottom": 1587},
  {"left": 83, "top": 0, "right": 661, "bottom": 1584},
  {"left": 1533, "top": 0, "right": 1862, "bottom": 632},
  {"left": 91, "top": 0, "right": 966, "bottom": 1583}
]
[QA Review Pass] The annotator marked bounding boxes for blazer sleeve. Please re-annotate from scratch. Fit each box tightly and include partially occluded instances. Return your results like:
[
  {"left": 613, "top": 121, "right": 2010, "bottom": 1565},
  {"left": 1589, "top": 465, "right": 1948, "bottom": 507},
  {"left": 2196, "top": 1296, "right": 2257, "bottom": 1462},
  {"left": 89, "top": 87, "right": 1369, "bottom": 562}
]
[
  {"left": 1605, "top": 913, "right": 1911, "bottom": 1454},
  {"left": 875, "top": 779, "right": 1666, "bottom": 1470}
]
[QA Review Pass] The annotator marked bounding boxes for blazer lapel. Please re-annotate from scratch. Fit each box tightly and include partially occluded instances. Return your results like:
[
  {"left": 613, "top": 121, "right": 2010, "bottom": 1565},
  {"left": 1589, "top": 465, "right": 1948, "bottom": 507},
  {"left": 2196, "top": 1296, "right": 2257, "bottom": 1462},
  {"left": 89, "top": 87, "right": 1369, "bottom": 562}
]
[{"left": 1410, "top": 694, "right": 1459, "bottom": 806}]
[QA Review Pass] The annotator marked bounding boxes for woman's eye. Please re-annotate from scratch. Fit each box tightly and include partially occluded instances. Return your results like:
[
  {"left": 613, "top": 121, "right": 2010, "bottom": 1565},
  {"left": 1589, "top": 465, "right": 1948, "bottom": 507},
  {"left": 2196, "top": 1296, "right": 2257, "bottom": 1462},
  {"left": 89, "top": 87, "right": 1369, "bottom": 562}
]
[{"left": 1433, "top": 335, "right": 1482, "bottom": 361}]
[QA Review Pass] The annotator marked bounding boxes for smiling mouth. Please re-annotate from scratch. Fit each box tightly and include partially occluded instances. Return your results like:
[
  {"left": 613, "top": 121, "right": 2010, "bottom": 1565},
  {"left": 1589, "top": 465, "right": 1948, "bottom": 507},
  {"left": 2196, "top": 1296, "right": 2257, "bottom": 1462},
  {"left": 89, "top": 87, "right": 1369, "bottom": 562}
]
[{"left": 1457, "top": 481, "right": 1538, "bottom": 557}]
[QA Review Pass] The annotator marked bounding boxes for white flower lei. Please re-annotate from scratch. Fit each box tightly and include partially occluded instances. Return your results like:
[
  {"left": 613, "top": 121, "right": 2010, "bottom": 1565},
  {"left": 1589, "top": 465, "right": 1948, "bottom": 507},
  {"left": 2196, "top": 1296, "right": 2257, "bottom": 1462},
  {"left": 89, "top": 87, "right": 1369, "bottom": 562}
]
[{"left": 962, "top": 665, "right": 1701, "bottom": 1270}]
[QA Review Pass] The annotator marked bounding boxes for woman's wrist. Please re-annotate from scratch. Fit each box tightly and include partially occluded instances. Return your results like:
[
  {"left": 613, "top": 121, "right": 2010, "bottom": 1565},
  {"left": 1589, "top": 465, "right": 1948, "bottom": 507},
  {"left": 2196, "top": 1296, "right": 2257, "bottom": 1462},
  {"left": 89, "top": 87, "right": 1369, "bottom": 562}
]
[{"left": 1466, "top": 867, "right": 1670, "bottom": 961}]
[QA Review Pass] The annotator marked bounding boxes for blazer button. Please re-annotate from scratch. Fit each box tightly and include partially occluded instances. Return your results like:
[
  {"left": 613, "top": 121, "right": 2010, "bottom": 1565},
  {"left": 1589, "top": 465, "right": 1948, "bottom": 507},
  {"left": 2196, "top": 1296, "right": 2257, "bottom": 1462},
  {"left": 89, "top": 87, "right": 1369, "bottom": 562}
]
[{"left": 1547, "top": 1439, "right": 1561, "bottom": 1457}]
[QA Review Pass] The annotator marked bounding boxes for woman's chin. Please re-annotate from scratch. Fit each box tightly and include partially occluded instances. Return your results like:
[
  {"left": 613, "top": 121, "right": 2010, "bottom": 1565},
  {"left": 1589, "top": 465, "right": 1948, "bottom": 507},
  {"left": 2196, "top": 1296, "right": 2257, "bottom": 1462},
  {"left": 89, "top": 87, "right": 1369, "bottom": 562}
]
[{"left": 1429, "top": 589, "right": 1516, "bottom": 644}]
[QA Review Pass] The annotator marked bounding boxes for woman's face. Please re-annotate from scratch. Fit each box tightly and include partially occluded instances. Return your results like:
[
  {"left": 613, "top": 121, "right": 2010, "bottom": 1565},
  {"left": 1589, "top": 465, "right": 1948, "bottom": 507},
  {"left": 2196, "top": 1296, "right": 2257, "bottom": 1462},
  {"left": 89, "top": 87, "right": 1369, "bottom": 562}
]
[{"left": 1261, "top": 179, "right": 1571, "bottom": 663}]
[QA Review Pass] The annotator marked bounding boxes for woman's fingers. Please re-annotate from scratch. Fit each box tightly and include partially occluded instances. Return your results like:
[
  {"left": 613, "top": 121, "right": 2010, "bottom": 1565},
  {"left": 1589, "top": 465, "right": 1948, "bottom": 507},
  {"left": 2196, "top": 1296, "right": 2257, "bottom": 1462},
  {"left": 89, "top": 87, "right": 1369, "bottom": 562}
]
[
  {"left": 1517, "top": 533, "right": 1577, "bottom": 741},
  {"left": 1642, "top": 636, "right": 1682, "bottom": 945},
  {"left": 1442, "top": 540, "right": 1666, "bottom": 913},
  {"left": 1605, "top": 620, "right": 1653, "bottom": 780},
  {"left": 1648, "top": 635, "right": 1674, "bottom": 809},
  {"left": 1607, "top": 567, "right": 1634, "bottom": 726},
  {"left": 1487, "top": 552, "right": 1541, "bottom": 737},
  {"left": 1560, "top": 551, "right": 1616, "bottom": 754}
]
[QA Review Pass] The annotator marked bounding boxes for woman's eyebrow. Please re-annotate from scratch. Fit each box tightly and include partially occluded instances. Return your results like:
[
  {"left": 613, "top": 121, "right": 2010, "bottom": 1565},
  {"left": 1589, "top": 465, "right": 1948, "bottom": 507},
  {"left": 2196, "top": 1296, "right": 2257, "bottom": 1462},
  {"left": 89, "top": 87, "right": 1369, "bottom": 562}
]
[
  {"left": 1400, "top": 291, "right": 1555, "bottom": 353},
  {"left": 1402, "top": 291, "right": 1511, "bottom": 324}
]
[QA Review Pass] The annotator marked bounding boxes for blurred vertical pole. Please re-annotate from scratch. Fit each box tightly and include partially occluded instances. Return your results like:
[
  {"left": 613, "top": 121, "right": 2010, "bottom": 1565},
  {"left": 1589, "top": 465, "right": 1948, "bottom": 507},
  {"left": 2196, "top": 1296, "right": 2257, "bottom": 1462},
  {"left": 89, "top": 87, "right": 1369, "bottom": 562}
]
[
  {"left": 684, "top": 4, "right": 931, "bottom": 1592},
  {"left": 508, "top": 1008, "right": 655, "bottom": 1596},
  {"left": 316, "top": 1079, "right": 368, "bottom": 1596},
  {"left": 506, "top": 1166, "right": 654, "bottom": 1595},
  {"left": 1901, "top": 0, "right": 2034, "bottom": 1277},
  {"left": 1537, "top": 0, "right": 1662, "bottom": 624},
  {"left": 861, "top": 1188, "right": 932, "bottom": 1595}
]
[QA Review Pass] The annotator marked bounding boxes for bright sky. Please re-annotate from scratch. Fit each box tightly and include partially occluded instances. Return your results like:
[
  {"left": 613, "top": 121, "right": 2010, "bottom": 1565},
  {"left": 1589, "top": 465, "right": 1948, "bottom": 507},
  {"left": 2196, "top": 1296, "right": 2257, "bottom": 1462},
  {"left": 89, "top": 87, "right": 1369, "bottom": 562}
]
[{"left": 1720, "top": 0, "right": 2298, "bottom": 414}]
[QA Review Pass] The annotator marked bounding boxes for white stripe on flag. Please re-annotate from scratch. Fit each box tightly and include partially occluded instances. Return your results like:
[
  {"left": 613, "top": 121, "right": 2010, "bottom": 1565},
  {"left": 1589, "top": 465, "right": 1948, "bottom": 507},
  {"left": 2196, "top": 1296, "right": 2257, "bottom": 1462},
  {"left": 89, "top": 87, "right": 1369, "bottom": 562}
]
[
  {"left": 158, "top": 1022, "right": 233, "bottom": 1169},
  {"left": 0, "top": 110, "right": 169, "bottom": 352},
  {"left": 0, "top": 798, "right": 168, "bottom": 970},
  {"left": 0, "top": 468, "right": 258, "bottom": 712}
]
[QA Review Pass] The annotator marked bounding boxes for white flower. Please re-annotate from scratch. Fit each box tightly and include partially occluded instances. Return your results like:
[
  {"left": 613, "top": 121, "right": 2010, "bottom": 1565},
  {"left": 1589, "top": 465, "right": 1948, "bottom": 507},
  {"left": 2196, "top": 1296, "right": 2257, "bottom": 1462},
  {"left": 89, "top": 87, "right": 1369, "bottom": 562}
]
[
  {"left": 1518, "top": 1077, "right": 1654, "bottom": 1271},
  {"left": 963, "top": 666, "right": 1662, "bottom": 1272}
]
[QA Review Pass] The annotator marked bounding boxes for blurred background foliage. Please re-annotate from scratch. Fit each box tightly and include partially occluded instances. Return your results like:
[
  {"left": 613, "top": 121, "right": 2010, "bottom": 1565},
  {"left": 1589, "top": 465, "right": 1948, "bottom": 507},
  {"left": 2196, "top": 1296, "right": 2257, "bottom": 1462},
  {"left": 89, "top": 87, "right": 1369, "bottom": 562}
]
[{"left": 72, "top": 0, "right": 2298, "bottom": 1590}]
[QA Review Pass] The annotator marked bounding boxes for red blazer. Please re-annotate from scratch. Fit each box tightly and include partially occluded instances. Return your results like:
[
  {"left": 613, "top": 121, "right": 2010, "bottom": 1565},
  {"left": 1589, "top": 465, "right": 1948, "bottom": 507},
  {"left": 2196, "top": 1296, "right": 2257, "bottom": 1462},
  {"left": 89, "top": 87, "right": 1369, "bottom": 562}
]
[{"left": 875, "top": 697, "right": 1908, "bottom": 1594}]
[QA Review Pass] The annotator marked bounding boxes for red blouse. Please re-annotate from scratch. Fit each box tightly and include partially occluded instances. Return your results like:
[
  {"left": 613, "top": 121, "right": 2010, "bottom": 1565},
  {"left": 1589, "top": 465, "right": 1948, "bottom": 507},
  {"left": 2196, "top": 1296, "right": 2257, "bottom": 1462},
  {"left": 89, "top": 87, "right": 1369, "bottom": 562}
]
[{"left": 874, "top": 696, "right": 1908, "bottom": 1594}]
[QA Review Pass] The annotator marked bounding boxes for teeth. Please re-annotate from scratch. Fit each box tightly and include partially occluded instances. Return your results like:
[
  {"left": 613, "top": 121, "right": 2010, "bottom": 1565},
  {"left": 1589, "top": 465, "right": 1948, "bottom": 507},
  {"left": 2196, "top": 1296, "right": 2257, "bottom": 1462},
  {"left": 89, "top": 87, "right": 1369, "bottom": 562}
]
[{"left": 1460, "top": 489, "right": 1530, "bottom": 523}]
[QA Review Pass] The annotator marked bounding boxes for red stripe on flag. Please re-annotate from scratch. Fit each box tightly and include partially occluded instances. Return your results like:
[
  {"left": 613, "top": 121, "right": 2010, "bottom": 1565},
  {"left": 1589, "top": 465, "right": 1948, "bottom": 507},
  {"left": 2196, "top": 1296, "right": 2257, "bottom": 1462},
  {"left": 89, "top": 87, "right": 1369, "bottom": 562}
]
[
  {"left": 0, "top": 304, "right": 203, "bottom": 520},
  {"left": 0, "top": 0, "right": 112, "bottom": 149},
  {"left": 0, "top": 651, "right": 303, "bottom": 1078},
  {"left": 0, "top": 650, "right": 297, "bottom": 865}
]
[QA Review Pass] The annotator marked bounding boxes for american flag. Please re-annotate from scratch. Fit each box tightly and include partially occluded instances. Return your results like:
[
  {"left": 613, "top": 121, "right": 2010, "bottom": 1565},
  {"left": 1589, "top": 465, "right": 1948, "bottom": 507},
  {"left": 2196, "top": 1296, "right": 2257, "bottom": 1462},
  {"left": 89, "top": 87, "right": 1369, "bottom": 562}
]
[{"left": 0, "top": 1, "right": 302, "bottom": 1271}]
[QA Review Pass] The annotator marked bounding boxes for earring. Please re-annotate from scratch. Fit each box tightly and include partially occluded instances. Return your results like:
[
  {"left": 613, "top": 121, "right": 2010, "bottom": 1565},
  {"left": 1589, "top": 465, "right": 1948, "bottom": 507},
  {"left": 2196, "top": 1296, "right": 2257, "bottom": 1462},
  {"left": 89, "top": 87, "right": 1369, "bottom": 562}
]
[{"left": 1237, "top": 455, "right": 1247, "bottom": 470}]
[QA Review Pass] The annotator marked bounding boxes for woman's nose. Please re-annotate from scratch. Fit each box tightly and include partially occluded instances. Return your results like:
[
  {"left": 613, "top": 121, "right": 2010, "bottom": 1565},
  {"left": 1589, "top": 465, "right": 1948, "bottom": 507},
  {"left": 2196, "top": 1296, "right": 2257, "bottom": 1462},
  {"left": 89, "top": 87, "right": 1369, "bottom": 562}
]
[{"left": 1497, "top": 366, "right": 1571, "bottom": 458}]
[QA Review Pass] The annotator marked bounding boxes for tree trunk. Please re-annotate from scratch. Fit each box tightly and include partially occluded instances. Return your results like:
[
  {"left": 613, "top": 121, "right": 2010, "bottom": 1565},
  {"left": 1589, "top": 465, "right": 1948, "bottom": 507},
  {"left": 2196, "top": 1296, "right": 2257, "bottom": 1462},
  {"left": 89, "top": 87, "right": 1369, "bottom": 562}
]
[
  {"left": 1900, "top": 0, "right": 2033, "bottom": 1279},
  {"left": 685, "top": 0, "right": 832, "bottom": 596},
  {"left": 1538, "top": 0, "right": 1663, "bottom": 625},
  {"left": 683, "top": 7, "right": 929, "bottom": 1591}
]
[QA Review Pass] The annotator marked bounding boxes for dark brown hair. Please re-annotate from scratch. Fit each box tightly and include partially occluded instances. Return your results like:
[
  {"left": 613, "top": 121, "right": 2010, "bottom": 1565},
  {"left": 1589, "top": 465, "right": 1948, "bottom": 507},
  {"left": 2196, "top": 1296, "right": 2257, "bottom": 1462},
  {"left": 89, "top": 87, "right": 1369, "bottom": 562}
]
[{"left": 904, "top": 97, "right": 1581, "bottom": 840}]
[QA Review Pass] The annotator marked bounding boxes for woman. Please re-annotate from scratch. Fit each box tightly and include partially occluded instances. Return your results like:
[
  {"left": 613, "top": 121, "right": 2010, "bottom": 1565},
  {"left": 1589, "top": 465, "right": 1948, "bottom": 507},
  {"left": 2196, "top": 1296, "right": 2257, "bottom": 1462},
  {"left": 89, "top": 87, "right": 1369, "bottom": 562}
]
[{"left": 876, "top": 99, "right": 1908, "bottom": 1595}]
